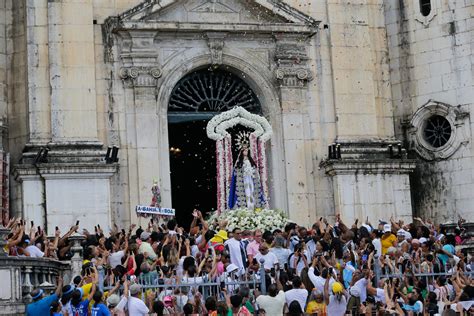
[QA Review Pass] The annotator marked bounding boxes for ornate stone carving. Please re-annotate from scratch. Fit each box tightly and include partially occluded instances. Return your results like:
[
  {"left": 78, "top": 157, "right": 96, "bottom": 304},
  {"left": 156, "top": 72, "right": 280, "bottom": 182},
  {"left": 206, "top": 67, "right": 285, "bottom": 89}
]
[
  {"left": 119, "top": 66, "right": 162, "bottom": 88},
  {"left": 274, "top": 67, "right": 313, "bottom": 87},
  {"left": 206, "top": 33, "right": 227, "bottom": 66},
  {"left": 274, "top": 40, "right": 312, "bottom": 87}
]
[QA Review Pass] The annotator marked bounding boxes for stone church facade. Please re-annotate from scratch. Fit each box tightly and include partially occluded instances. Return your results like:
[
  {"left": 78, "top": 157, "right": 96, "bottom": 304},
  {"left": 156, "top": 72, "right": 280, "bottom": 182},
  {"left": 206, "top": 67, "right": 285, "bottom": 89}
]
[{"left": 0, "top": 0, "right": 471, "bottom": 232}]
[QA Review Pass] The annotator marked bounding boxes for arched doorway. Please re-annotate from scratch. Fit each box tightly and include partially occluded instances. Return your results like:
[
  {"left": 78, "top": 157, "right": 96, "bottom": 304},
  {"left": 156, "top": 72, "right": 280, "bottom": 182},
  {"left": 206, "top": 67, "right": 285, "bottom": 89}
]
[{"left": 167, "top": 67, "right": 262, "bottom": 226}]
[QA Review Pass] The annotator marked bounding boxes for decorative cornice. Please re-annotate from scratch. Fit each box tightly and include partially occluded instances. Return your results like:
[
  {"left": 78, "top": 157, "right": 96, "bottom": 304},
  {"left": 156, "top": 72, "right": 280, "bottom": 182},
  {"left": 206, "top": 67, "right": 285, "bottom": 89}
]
[
  {"left": 14, "top": 163, "right": 118, "bottom": 181},
  {"left": 322, "top": 160, "right": 417, "bottom": 176},
  {"left": 119, "top": 66, "right": 162, "bottom": 88}
]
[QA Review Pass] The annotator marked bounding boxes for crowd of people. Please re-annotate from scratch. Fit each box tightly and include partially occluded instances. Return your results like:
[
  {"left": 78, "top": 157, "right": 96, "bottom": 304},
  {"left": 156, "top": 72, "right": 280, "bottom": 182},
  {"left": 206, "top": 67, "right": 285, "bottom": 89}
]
[{"left": 4, "top": 211, "right": 473, "bottom": 315}]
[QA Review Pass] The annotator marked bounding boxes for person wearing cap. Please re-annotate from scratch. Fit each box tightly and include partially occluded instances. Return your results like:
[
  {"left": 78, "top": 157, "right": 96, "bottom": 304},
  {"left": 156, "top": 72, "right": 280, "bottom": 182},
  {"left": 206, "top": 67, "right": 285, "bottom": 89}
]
[
  {"left": 396, "top": 229, "right": 411, "bottom": 248},
  {"left": 106, "top": 294, "right": 121, "bottom": 314},
  {"left": 126, "top": 282, "right": 150, "bottom": 316},
  {"left": 381, "top": 224, "right": 397, "bottom": 255},
  {"left": 26, "top": 276, "right": 63, "bottom": 316},
  {"left": 138, "top": 231, "right": 157, "bottom": 261},
  {"left": 324, "top": 278, "right": 347, "bottom": 316},
  {"left": 210, "top": 229, "right": 228, "bottom": 253}
]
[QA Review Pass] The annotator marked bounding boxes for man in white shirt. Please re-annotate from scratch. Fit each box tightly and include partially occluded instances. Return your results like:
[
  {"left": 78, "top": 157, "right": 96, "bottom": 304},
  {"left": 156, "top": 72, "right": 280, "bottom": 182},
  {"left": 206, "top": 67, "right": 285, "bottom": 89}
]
[
  {"left": 109, "top": 236, "right": 128, "bottom": 268},
  {"left": 256, "top": 276, "right": 286, "bottom": 316},
  {"left": 126, "top": 283, "right": 149, "bottom": 316},
  {"left": 284, "top": 276, "right": 308, "bottom": 312},
  {"left": 255, "top": 244, "right": 278, "bottom": 271},
  {"left": 308, "top": 260, "right": 336, "bottom": 294},
  {"left": 371, "top": 230, "right": 382, "bottom": 257},
  {"left": 26, "top": 244, "right": 44, "bottom": 258},
  {"left": 224, "top": 228, "right": 247, "bottom": 274}
]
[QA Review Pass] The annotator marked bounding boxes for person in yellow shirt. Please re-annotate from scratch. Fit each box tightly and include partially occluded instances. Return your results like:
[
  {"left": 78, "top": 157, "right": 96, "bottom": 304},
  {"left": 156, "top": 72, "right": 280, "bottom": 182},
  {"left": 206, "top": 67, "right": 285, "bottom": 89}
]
[
  {"left": 306, "top": 290, "right": 327, "bottom": 315},
  {"left": 380, "top": 224, "right": 397, "bottom": 255}
]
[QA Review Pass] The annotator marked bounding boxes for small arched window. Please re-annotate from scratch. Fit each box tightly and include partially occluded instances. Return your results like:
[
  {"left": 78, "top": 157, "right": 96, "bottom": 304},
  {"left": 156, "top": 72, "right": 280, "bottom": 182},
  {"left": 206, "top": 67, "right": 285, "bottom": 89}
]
[{"left": 419, "top": 0, "right": 431, "bottom": 17}]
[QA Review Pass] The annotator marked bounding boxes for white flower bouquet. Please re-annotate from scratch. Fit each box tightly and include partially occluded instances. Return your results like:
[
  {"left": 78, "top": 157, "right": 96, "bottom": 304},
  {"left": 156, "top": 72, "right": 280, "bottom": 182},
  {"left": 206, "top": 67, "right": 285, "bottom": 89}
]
[{"left": 208, "top": 208, "right": 289, "bottom": 232}]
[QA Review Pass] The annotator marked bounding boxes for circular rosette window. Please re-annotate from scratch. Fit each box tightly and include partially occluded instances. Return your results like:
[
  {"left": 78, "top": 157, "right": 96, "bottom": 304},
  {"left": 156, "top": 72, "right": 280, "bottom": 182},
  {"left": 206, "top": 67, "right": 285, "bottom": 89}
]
[
  {"left": 408, "top": 100, "right": 469, "bottom": 161},
  {"left": 423, "top": 115, "right": 452, "bottom": 148}
]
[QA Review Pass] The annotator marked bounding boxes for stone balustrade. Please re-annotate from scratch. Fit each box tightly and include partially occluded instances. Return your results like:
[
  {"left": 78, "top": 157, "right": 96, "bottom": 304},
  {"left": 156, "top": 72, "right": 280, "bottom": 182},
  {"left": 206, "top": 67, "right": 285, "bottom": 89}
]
[{"left": 0, "top": 256, "right": 71, "bottom": 314}]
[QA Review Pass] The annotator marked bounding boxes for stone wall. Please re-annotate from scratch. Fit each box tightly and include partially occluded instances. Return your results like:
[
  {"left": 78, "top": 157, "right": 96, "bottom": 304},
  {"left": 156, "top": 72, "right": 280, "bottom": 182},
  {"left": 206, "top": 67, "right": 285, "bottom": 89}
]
[
  {"left": 13, "top": 0, "right": 472, "bottom": 227},
  {"left": 5, "top": 0, "right": 422, "bottom": 228},
  {"left": 385, "top": 0, "right": 473, "bottom": 222}
]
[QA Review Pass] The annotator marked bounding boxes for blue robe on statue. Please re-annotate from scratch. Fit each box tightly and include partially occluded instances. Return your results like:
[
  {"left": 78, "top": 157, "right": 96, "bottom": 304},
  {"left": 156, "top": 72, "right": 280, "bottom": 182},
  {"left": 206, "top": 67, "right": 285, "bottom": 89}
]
[{"left": 228, "top": 164, "right": 266, "bottom": 210}]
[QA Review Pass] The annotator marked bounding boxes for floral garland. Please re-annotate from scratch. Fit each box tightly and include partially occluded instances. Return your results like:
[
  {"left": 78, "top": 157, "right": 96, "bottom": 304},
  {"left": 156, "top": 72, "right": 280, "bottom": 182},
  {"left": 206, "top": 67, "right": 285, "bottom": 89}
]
[
  {"left": 207, "top": 106, "right": 272, "bottom": 141},
  {"left": 208, "top": 208, "right": 289, "bottom": 232},
  {"left": 206, "top": 107, "right": 273, "bottom": 213}
]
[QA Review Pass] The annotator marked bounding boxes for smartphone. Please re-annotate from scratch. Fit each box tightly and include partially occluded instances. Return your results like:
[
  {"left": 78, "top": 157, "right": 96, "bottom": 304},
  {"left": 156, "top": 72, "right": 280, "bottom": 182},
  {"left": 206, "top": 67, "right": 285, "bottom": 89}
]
[
  {"left": 55, "top": 226, "right": 59, "bottom": 231},
  {"left": 76, "top": 220, "right": 80, "bottom": 226},
  {"left": 150, "top": 218, "right": 154, "bottom": 224},
  {"left": 37, "top": 226, "right": 41, "bottom": 233},
  {"left": 97, "top": 224, "right": 100, "bottom": 229},
  {"left": 220, "top": 281, "right": 225, "bottom": 290},
  {"left": 208, "top": 248, "right": 212, "bottom": 256},
  {"left": 31, "top": 221, "right": 34, "bottom": 227},
  {"left": 252, "top": 258, "right": 257, "bottom": 265}
]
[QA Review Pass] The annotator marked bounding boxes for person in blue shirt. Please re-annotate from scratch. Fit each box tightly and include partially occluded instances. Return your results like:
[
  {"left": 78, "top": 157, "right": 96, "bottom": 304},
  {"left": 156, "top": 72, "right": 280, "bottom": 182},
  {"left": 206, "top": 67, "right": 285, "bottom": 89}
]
[
  {"left": 68, "top": 266, "right": 98, "bottom": 316},
  {"left": 26, "top": 276, "right": 63, "bottom": 316},
  {"left": 436, "top": 235, "right": 456, "bottom": 267},
  {"left": 91, "top": 290, "right": 110, "bottom": 316}
]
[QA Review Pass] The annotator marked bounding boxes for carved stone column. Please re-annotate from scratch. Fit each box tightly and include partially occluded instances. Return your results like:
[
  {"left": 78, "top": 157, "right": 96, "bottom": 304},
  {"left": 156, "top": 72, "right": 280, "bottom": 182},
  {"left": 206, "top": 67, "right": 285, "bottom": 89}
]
[
  {"left": 274, "top": 36, "right": 316, "bottom": 223},
  {"left": 117, "top": 29, "right": 165, "bottom": 224},
  {"left": 68, "top": 233, "right": 85, "bottom": 278}
]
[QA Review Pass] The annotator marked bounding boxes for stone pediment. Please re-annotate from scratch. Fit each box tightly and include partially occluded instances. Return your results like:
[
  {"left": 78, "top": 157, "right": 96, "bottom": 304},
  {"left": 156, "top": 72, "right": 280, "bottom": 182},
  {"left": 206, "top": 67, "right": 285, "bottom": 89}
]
[{"left": 118, "top": 0, "right": 318, "bottom": 27}]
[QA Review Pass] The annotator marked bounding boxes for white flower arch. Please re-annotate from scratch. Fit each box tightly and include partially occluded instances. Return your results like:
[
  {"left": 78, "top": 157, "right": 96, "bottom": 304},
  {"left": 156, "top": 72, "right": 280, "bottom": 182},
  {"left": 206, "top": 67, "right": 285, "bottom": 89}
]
[{"left": 206, "top": 107, "right": 272, "bottom": 213}]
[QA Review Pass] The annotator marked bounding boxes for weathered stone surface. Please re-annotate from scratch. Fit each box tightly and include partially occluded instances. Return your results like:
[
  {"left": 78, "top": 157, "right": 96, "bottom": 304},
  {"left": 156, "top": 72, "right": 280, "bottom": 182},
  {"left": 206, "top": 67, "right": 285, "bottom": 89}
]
[{"left": 2, "top": 0, "right": 472, "bottom": 229}]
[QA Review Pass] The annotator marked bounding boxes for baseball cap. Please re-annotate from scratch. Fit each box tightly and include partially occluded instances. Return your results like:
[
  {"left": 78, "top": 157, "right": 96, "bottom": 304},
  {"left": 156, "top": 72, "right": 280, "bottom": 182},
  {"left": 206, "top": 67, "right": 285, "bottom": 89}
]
[
  {"left": 140, "top": 231, "right": 151, "bottom": 241},
  {"left": 130, "top": 283, "right": 142, "bottom": 295},
  {"left": 106, "top": 294, "right": 120, "bottom": 307}
]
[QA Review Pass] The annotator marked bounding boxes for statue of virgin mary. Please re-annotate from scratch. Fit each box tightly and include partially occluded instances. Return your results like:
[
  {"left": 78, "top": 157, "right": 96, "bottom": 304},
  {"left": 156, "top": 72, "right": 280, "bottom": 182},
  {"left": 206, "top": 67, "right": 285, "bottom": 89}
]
[{"left": 227, "top": 135, "right": 266, "bottom": 210}]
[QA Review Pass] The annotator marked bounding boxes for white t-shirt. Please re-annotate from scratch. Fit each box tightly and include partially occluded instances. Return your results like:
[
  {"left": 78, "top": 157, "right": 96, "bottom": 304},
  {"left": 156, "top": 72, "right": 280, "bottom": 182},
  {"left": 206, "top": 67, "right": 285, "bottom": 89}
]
[
  {"left": 375, "top": 288, "right": 386, "bottom": 304},
  {"left": 285, "top": 288, "right": 308, "bottom": 311},
  {"left": 350, "top": 278, "right": 368, "bottom": 303},
  {"left": 372, "top": 238, "right": 382, "bottom": 257},
  {"left": 26, "top": 245, "right": 44, "bottom": 258},
  {"left": 109, "top": 250, "right": 125, "bottom": 268},
  {"left": 255, "top": 252, "right": 278, "bottom": 270},
  {"left": 327, "top": 294, "right": 347, "bottom": 316},
  {"left": 270, "top": 247, "right": 291, "bottom": 268},
  {"left": 308, "top": 267, "right": 336, "bottom": 294},
  {"left": 256, "top": 290, "right": 286, "bottom": 316},
  {"left": 127, "top": 296, "right": 149, "bottom": 316}
]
